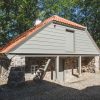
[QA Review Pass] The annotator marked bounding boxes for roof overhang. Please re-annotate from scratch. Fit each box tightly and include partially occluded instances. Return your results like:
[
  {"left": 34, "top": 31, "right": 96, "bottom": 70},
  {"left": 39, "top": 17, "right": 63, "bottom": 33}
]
[{"left": 6, "top": 53, "right": 100, "bottom": 58}]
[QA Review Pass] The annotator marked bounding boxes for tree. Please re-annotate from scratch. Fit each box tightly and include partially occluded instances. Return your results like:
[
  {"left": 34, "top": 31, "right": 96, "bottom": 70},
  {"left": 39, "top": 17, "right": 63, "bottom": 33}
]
[
  {"left": 71, "top": 0, "right": 100, "bottom": 47},
  {"left": 0, "top": 0, "right": 39, "bottom": 46}
]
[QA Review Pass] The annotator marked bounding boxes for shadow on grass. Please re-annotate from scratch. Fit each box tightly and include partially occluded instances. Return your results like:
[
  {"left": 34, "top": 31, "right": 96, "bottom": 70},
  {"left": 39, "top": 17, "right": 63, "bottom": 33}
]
[{"left": 0, "top": 80, "right": 100, "bottom": 100}]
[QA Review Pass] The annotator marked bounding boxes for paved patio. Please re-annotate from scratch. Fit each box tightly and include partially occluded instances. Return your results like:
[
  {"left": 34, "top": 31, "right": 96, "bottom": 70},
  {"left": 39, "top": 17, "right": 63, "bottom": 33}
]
[{"left": 0, "top": 73, "right": 100, "bottom": 100}]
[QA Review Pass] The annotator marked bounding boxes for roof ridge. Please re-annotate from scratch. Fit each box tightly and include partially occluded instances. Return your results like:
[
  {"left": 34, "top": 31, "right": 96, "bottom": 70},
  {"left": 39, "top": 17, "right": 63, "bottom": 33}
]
[{"left": 53, "top": 15, "right": 85, "bottom": 28}]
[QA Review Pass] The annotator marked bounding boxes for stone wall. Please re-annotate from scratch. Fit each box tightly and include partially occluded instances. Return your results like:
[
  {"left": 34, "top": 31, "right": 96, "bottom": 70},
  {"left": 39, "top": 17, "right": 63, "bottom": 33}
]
[
  {"left": 82, "top": 57, "right": 95, "bottom": 73},
  {"left": 0, "top": 55, "right": 25, "bottom": 84},
  {"left": 64, "top": 57, "right": 78, "bottom": 70},
  {"left": 64, "top": 57, "right": 97, "bottom": 74},
  {"left": 10, "top": 56, "right": 25, "bottom": 67}
]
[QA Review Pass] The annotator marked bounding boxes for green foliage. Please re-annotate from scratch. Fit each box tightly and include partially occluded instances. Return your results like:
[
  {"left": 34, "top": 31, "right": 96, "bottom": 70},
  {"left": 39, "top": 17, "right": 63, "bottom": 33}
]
[
  {"left": 71, "top": 0, "right": 100, "bottom": 47},
  {"left": 0, "top": 0, "right": 38, "bottom": 46}
]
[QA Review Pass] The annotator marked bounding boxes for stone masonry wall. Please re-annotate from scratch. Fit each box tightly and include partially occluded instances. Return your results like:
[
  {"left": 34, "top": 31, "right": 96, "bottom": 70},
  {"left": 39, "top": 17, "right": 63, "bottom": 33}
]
[
  {"left": 0, "top": 55, "right": 25, "bottom": 84},
  {"left": 64, "top": 57, "right": 96, "bottom": 74},
  {"left": 82, "top": 57, "right": 95, "bottom": 73}
]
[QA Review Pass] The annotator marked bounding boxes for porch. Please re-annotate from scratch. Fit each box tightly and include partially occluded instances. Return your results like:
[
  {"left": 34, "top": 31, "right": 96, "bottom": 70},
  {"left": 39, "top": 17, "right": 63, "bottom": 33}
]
[
  {"left": 6, "top": 54, "right": 99, "bottom": 82},
  {"left": 0, "top": 54, "right": 99, "bottom": 84}
]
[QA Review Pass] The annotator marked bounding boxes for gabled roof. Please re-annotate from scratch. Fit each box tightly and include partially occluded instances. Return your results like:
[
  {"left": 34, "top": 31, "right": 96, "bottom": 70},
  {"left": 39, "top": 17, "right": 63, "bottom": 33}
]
[{"left": 0, "top": 15, "right": 86, "bottom": 53}]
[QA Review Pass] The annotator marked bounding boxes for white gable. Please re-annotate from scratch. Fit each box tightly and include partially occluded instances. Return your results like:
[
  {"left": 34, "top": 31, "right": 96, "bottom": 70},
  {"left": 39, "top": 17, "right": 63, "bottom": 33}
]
[{"left": 9, "top": 23, "right": 99, "bottom": 54}]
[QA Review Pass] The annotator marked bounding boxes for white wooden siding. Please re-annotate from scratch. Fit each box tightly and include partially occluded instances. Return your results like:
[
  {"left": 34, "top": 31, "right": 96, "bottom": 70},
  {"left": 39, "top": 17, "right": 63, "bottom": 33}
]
[
  {"left": 10, "top": 23, "right": 99, "bottom": 54},
  {"left": 75, "top": 30, "right": 98, "bottom": 54},
  {"left": 65, "top": 32, "right": 74, "bottom": 52}
]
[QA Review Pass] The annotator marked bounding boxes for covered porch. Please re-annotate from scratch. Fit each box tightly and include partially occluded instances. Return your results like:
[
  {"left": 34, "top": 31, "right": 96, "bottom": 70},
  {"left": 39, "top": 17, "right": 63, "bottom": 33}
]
[{"left": 5, "top": 54, "right": 99, "bottom": 82}]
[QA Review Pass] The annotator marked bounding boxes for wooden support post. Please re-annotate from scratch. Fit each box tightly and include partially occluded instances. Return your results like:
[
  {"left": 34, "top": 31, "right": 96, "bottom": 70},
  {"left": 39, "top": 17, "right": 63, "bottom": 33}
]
[
  {"left": 56, "top": 56, "right": 59, "bottom": 81},
  {"left": 94, "top": 56, "right": 100, "bottom": 73},
  {"left": 0, "top": 65, "right": 1, "bottom": 77},
  {"left": 78, "top": 56, "right": 82, "bottom": 76},
  {"left": 0, "top": 66, "right": 3, "bottom": 78}
]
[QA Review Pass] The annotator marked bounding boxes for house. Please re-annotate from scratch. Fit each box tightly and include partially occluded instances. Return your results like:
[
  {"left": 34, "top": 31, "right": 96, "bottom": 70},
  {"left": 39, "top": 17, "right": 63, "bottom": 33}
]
[{"left": 0, "top": 15, "right": 100, "bottom": 82}]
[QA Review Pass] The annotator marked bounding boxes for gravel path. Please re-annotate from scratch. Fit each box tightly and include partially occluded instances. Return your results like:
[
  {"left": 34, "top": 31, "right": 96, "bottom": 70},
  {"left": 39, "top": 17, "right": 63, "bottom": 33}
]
[{"left": 0, "top": 73, "right": 100, "bottom": 100}]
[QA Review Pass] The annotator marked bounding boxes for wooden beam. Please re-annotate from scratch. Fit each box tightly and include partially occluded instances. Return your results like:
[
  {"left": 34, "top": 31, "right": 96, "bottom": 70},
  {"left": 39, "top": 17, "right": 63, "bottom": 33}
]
[
  {"left": 78, "top": 56, "right": 82, "bottom": 76},
  {"left": 94, "top": 56, "right": 100, "bottom": 73},
  {"left": 8, "top": 53, "right": 99, "bottom": 57},
  {"left": 56, "top": 56, "right": 59, "bottom": 81},
  {"left": 41, "top": 59, "right": 51, "bottom": 79},
  {"left": 44, "top": 59, "right": 51, "bottom": 71}
]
